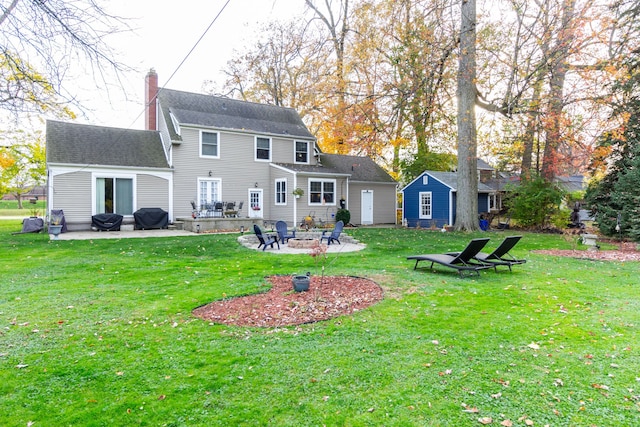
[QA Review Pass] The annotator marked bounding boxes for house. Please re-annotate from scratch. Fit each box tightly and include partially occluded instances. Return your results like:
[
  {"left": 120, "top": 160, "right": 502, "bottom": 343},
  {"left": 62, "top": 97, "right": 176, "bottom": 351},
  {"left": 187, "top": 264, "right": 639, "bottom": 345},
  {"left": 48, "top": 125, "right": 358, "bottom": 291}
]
[
  {"left": 401, "top": 170, "right": 495, "bottom": 228},
  {"left": 45, "top": 70, "right": 397, "bottom": 230}
]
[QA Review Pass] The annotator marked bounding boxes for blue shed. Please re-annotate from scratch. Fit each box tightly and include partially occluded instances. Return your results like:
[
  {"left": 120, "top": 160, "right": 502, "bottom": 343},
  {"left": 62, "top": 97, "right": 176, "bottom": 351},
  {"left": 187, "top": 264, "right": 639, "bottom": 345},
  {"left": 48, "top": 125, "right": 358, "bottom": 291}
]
[{"left": 401, "top": 171, "right": 494, "bottom": 228}]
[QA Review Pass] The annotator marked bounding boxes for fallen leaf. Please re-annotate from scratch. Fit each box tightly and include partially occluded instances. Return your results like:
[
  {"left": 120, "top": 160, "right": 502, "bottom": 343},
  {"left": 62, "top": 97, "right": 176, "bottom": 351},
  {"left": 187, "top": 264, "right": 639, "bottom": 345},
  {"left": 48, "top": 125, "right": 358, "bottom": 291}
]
[
  {"left": 528, "top": 342, "right": 540, "bottom": 350},
  {"left": 500, "top": 421, "right": 513, "bottom": 427},
  {"left": 15, "top": 364, "right": 28, "bottom": 369},
  {"left": 158, "top": 395, "right": 166, "bottom": 401},
  {"left": 478, "top": 417, "right": 493, "bottom": 424}
]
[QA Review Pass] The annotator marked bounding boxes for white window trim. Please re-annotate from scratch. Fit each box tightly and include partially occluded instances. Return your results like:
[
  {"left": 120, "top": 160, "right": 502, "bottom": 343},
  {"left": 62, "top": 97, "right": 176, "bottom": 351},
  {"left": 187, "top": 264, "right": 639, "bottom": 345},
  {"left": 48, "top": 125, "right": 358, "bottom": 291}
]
[
  {"left": 200, "top": 130, "right": 220, "bottom": 159},
  {"left": 275, "top": 178, "right": 287, "bottom": 205},
  {"left": 294, "top": 140, "right": 310, "bottom": 164},
  {"left": 308, "top": 178, "right": 337, "bottom": 206},
  {"left": 422, "top": 175, "right": 429, "bottom": 185},
  {"left": 254, "top": 136, "right": 272, "bottom": 162},
  {"left": 419, "top": 191, "right": 432, "bottom": 219},
  {"left": 91, "top": 172, "right": 137, "bottom": 217}
]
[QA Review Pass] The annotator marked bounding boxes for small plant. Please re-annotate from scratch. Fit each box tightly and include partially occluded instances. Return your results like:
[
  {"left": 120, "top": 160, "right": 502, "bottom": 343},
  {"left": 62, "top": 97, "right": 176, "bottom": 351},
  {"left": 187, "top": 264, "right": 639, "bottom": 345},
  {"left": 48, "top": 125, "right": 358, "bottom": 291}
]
[
  {"left": 49, "top": 212, "right": 63, "bottom": 225},
  {"left": 309, "top": 240, "right": 328, "bottom": 284},
  {"left": 29, "top": 208, "right": 41, "bottom": 217},
  {"left": 292, "top": 188, "right": 304, "bottom": 197}
]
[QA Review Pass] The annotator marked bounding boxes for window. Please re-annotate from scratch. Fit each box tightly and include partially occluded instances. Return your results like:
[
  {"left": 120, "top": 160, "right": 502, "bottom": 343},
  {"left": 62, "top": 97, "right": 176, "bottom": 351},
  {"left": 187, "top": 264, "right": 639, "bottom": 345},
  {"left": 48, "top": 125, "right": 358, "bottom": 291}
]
[
  {"left": 419, "top": 191, "right": 432, "bottom": 219},
  {"left": 199, "top": 179, "right": 221, "bottom": 207},
  {"left": 295, "top": 141, "right": 309, "bottom": 163},
  {"left": 309, "top": 179, "right": 335, "bottom": 205},
  {"left": 422, "top": 175, "right": 429, "bottom": 185},
  {"left": 275, "top": 179, "right": 287, "bottom": 205},
  {"left": 200, "top": 131, "right": 219, "bottom": 158},
  {"left": 96, "top": 177, "right": 133, "bottom": 215},
  {"left": 255, "top": 136, "right": 271, "bottom": 161}
]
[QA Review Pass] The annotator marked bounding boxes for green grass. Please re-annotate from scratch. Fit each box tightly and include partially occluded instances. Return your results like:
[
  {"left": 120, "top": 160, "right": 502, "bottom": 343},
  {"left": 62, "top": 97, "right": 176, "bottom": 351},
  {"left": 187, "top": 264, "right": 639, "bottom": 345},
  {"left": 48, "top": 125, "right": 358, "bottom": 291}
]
[{"left": 1, "top": 220, "right": 638, "bottom": 426}]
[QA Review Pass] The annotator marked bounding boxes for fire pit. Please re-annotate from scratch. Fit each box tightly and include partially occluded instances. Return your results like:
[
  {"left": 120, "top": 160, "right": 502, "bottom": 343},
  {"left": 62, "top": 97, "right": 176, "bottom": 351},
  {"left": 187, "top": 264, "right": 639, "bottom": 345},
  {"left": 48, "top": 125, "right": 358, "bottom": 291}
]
[{"left": 288, "top": 238, "right": 319, "bottom": 249}]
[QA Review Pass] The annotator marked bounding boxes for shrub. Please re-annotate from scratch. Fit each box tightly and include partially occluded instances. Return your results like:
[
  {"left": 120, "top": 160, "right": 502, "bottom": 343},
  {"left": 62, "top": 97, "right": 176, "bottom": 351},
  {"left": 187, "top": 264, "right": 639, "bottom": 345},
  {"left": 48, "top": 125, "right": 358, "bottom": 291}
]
[
  {"left": 335, "top": 208, "right": 350, "bottom": 225},
  {"left": 504, "top": 176, "right": 565, "bottom": 228}
]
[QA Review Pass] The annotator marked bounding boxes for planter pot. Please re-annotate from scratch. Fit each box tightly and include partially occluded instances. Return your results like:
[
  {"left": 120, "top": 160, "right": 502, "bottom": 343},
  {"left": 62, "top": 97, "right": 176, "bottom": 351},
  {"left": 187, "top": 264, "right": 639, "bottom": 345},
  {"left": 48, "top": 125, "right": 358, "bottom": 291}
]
[
  {"left": 292, "top": 275, "right": 310, "bottom": 292},
  {"left": 49, "top": 224, "right": 63, "bottom": 239}
]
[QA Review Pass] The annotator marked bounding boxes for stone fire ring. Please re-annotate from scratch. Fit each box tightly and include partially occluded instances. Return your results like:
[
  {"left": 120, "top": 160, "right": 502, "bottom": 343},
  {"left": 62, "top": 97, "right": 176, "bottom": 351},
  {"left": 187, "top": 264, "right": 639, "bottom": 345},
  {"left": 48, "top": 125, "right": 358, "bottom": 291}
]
[{"left": 288, "top": 238, "right": 319, "bottom": 249}]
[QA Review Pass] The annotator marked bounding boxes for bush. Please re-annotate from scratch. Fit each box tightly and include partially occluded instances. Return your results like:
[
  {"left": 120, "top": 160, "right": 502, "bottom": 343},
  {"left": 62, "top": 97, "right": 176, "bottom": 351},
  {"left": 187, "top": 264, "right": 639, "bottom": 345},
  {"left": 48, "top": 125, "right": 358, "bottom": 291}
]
[
  {"left": 504, "top": 176, "right": 565, "bottom": 228},
  {"left": 335, "top": 209, "right": 350, "bottom": 225}
]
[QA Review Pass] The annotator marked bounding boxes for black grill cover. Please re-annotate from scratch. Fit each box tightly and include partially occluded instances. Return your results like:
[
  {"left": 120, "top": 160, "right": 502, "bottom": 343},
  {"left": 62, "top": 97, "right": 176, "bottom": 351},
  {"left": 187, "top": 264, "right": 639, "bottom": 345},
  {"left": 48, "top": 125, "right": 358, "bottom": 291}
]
[
  {"left": 134, "top": 208, "right": 168, "bottom": 230},
  {"left": 92, "top": 213, "right": 123, "bottom": 231},
  {"left": 20, "top": 217, "right": 44, "bottom": 233}
]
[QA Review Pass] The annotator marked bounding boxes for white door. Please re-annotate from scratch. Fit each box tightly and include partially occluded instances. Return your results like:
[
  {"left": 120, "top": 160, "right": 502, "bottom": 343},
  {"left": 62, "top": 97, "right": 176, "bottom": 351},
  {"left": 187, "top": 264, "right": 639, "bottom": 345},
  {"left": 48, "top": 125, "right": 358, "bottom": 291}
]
[
  {"left": 249, "top": 189, "right": 263, "bottom": 218},
  {"left": 361, "top": 190, "right": 373, "bottom": 225}
]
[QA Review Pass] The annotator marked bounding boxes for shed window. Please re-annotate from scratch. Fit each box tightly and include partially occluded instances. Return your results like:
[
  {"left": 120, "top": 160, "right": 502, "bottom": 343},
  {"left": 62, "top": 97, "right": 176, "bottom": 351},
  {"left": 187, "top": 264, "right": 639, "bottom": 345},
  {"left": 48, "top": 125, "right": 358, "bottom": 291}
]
[{"left": 419, "top": 191, "right": 432, "bottom": 219}]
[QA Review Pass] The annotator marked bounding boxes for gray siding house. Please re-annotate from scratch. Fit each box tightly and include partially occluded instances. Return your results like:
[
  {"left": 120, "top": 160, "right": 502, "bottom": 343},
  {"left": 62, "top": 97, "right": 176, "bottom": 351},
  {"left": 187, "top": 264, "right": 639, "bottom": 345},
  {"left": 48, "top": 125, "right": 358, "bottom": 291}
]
[{"left": 45, "top": 70, "right": 397, "bottom": 230}]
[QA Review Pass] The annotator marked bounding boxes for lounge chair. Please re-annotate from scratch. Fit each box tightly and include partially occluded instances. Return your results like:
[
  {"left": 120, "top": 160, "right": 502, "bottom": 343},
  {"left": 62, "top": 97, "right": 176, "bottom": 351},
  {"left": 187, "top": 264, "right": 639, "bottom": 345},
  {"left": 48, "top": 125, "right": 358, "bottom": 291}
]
[
  {"left": 320, "top": 220, "right": 343, "bottom": 245},
  {"left": 275, "top": 220, "right": 296, "bottom": 244},
  {"left": 253, "top": 224, "right": 280, "bottom": 251},
  {"left": 407, "top": 238, "right": 493, "bottom": 277},
  {"left": 470, "top": 235, "right": 527, "bottom": 271}
]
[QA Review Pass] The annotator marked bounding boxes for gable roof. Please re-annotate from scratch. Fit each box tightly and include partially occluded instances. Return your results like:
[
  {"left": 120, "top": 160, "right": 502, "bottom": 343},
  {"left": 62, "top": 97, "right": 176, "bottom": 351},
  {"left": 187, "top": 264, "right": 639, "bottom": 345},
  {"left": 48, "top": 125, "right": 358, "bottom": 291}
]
[
  {"left": 321, "top": 154, "right": 397, "bottom": 184},
  {"left": 477, "top": 158, "right": 495, "bottom": 170},
  {"left": 403, "top": 171, "right": 494, "bottom": 193},
  {"left": 157, "top": 89, "right": 315, "bottom": 141},
  {"left": 46, "top": 120, "right": 169, "bottom": 169},
  {"left": 273, "top": 154, "right": 397, "bottom": 184}
]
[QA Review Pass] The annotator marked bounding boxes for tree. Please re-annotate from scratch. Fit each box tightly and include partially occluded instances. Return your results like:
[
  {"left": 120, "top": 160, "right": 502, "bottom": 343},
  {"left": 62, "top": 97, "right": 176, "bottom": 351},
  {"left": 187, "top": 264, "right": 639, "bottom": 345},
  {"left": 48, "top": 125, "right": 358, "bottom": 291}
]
[
  {"left": 0, "top": 131, "right": 46, "bottom": 208},
  {"left": 584, "top": 0, "right": 640, "bottom": 240},
  {"left": 455, "top": 0, "right": 479, "bottom": 231},
  {"left": 0, "top": 0, "right": 129, "bottom": 116}
]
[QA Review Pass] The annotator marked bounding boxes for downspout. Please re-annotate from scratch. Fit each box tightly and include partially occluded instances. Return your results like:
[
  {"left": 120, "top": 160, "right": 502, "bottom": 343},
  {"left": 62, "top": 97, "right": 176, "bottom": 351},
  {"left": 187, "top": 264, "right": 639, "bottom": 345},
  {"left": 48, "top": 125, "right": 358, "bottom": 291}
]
[
  {"left": 449, "top": 189, "right": 454, "bottom": 226},
  {"left": 293, "top": 172, "right": 298, "bottom": 226}
]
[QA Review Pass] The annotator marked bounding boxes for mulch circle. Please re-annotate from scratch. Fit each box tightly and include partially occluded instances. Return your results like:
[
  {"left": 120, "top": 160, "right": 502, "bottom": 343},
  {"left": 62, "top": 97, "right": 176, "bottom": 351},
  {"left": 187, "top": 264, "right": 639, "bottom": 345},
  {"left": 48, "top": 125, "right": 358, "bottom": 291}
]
[{"left": 192, "top": 275, "right": 384, "bottom": 328}]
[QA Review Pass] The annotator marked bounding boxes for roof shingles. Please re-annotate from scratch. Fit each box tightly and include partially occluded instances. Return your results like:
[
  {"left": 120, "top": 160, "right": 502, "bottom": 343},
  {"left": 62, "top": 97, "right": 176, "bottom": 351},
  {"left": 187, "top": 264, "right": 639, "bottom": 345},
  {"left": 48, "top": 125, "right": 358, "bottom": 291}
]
[{"left": 46, "top": 120, "right": 169, "bottom": 169}]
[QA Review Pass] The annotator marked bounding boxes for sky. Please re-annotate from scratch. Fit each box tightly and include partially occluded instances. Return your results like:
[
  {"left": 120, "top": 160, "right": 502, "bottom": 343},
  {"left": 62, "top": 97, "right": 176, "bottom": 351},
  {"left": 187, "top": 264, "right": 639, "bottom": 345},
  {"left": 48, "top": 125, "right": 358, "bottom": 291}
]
[{"left": 71, "top": 0, "right": 307, "bottom": 130}]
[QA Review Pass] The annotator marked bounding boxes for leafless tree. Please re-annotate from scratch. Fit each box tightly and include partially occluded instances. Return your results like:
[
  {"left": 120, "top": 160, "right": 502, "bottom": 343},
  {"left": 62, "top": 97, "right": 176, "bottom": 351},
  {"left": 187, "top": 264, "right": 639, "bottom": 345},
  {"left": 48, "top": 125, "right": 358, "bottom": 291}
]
[{"left": 0, "top": 0, "right": 130, "bottom": 117}]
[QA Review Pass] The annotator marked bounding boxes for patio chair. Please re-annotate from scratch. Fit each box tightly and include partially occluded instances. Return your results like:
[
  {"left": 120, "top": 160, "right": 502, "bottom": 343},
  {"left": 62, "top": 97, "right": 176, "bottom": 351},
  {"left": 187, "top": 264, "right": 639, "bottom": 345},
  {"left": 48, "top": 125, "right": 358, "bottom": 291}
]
[
  {"left": 236, "top": 201, "right": 244, "bottom": 217},
  {"left": 224, "top": 201, "right": 238, "bottom": 217},
  {"left": 253, "top": 224, "right": 280, "bottom": 251},
  {"left": 320, "top": 220, "right": 344, "bottom": 245},
  {"left": 470, "top": 235, "right": 527, "bottom": 271},
  {"left": 275, "top": 220, "right": 296, "bottom": 244},
  {"left": 214, "top": 202, "right": 224, "bottom": 217},
  {"left": 407, "top": 238, "right": 493, "bottom": 277}
]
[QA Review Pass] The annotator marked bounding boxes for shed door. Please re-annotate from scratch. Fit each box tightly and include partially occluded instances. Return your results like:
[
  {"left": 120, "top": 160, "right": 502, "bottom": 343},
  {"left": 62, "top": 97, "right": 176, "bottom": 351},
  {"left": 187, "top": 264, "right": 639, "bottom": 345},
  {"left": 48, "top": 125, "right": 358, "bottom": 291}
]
[{"left": 361, "top": 190, "right": 373, "bottom": 225}]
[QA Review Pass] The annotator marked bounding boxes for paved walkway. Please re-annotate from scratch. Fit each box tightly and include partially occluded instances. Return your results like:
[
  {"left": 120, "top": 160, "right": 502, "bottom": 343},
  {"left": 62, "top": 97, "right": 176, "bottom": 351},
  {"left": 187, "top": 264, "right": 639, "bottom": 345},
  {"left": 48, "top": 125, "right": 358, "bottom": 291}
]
[{"left": 47, "top": 228, "right": 366, "bottom": 254}]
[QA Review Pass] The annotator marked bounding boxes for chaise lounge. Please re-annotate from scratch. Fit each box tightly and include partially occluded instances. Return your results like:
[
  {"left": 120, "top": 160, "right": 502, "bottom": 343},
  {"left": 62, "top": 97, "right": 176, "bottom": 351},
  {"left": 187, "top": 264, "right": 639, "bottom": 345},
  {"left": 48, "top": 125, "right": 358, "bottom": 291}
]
[
  {"left": 407, "top": 238, "right": 493, "bottom": 277},
  {"left": 467, "top": 235, "right": 527, "bottom": 271}
]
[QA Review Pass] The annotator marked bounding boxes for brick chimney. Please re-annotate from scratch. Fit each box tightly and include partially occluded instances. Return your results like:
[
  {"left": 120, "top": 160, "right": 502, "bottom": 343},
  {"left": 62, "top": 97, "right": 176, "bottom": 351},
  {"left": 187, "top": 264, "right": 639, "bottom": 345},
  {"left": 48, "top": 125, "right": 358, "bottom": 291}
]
[{"left": 144, "top": 69, "right": 158, "bottom": 130}]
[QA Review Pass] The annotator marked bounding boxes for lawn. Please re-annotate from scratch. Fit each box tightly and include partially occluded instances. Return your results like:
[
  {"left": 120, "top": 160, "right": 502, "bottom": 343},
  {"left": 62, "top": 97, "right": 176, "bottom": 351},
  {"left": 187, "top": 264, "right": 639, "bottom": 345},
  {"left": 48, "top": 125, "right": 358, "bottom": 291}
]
[{"left": 1, "top": 220, "right": 638, "bottom": 426}]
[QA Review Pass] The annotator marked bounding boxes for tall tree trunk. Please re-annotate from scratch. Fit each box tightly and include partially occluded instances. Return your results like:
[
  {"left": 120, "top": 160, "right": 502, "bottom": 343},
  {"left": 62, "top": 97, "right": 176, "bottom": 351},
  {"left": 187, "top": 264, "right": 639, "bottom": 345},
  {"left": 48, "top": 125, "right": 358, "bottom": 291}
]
[
  {"left": 541, "top": 0, "right": 575, "bottom": 182},
  {"left": 521, "top": 77, "right": 544, "bottom": 177},
  {"left": 455, "top": 0, "right": 479, "bottom": 231}
]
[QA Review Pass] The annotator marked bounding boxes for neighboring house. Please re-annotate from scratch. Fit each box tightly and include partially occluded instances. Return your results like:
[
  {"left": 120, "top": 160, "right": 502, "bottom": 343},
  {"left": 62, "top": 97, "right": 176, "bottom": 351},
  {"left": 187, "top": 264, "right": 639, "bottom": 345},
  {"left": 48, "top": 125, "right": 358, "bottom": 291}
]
[
  {"left": 402, "top": 170, "right": 495, "bottom": 228},
  {"left": 45, "top": 70, "right": 397, "bottom": 230}
]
